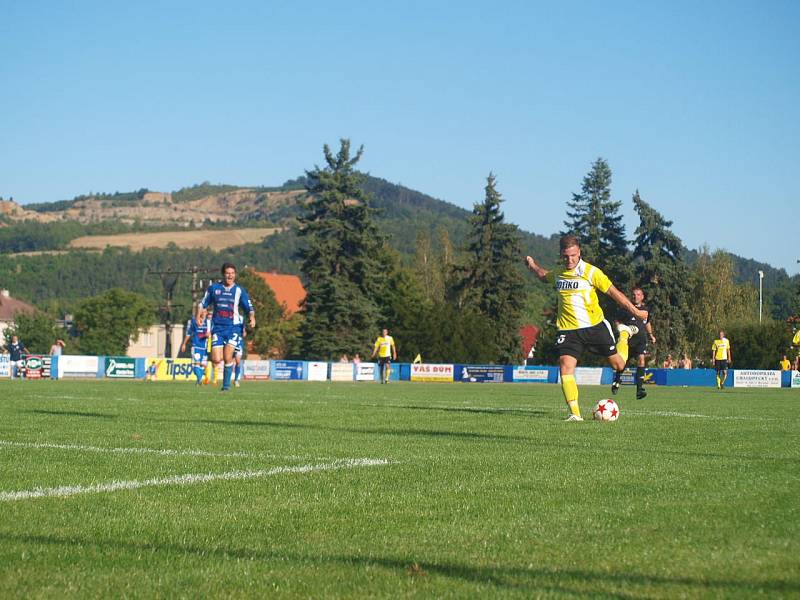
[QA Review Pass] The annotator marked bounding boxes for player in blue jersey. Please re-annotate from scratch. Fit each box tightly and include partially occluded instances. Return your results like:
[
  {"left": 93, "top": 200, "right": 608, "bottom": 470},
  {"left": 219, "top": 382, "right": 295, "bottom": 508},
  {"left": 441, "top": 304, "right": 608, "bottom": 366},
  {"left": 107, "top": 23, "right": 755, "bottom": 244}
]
[
  {"left": 181, "top": 308, "right": 212, "bottom": 385},
  {"left": 198, "top": 262, "right": 256, "bottom": 391}
]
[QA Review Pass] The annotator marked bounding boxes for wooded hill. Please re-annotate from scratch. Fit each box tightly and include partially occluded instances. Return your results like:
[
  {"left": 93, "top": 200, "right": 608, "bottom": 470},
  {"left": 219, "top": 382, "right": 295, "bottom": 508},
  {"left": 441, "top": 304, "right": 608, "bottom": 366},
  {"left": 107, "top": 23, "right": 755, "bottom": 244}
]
[{"left": 0, "top": 175, "right": 795, "bottom": 322}]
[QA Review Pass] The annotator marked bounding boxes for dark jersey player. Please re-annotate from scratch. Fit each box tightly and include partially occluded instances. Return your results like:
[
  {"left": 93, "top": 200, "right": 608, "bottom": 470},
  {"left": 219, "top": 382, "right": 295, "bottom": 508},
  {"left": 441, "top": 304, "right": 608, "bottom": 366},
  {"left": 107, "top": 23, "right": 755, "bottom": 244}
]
[{"left": 612, "top": 287, "right": 656, "bottom": 399}]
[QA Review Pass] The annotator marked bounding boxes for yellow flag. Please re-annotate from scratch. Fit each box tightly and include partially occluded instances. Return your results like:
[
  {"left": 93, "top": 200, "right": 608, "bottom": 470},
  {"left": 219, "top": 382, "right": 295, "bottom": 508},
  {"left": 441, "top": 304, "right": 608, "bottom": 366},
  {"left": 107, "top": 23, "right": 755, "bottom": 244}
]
[{"left": 413, "top": 353, "right": 422, "bottom": 364}]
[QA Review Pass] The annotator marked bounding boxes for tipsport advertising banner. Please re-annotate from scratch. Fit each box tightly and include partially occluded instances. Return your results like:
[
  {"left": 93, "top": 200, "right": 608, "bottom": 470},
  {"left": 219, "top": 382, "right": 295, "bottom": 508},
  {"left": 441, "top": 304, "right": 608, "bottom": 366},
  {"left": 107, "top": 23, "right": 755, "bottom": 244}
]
[
  {"left": 145, "top": 358, "right": 195, "bottom": 382},
  {"left": 0, "top": 355, "right": 9, "bottom": 378}
]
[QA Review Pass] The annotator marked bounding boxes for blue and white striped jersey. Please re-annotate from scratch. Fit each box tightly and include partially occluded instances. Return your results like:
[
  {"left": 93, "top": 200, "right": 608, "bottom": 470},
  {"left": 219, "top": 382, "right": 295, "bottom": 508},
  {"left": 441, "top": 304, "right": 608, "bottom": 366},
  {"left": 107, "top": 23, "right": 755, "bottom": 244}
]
[{"left": 199, "top": 282, "right": 254, "bottom": 329}]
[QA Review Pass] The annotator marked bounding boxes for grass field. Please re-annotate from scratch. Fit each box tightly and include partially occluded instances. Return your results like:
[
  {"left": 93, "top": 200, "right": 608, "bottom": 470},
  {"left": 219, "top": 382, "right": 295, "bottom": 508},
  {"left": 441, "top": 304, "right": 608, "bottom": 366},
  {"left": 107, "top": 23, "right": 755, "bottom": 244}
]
[{"left": 0, "top": 380, "right": 798, "bottom": 598}]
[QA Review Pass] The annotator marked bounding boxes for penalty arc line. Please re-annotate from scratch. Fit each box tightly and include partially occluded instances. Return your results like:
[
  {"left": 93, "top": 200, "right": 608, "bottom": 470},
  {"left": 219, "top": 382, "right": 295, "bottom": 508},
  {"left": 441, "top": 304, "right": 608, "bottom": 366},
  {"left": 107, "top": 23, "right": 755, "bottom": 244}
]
[{"left": 0, "top": 458, "right": 391, "bottom": 502}]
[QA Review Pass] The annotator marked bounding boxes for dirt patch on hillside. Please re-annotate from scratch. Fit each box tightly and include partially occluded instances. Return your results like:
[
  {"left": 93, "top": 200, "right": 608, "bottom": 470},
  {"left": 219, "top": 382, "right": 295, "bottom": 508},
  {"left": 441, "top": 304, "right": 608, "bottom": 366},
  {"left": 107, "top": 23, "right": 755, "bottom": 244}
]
[{"left": 68, "top": 227, "right": 281, "bottom": 252}]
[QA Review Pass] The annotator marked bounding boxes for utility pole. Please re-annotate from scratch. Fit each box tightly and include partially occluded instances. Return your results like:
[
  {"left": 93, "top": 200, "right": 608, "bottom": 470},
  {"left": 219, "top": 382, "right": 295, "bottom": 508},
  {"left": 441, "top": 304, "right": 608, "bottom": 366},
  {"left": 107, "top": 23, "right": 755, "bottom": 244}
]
[{"left": 148, "top": 267, "right": 215, "bottom": 357}]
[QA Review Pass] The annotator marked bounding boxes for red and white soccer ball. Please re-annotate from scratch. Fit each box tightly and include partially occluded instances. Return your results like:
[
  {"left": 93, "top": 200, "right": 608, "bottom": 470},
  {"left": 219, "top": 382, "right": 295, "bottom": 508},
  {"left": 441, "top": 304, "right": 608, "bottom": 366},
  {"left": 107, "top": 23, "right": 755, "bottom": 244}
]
[{"left": 593, "top": 399, "right": 620, "bottom": 422}]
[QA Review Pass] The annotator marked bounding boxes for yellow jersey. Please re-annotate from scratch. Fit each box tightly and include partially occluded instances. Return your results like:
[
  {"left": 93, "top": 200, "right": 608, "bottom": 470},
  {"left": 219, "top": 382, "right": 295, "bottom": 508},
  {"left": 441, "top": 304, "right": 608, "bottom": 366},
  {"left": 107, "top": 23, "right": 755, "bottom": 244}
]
[
  {"left": 374, "top": 335, "right": 396, "bottom": 358},
  {"left": 549, "top": 259, "right": 612, "bottom": 331},
  {"left": 712, "top": 338, "right": 731, "bottom": 361},
  {"left": 779, "top": 359, "right": 791, "bottom": 371}
]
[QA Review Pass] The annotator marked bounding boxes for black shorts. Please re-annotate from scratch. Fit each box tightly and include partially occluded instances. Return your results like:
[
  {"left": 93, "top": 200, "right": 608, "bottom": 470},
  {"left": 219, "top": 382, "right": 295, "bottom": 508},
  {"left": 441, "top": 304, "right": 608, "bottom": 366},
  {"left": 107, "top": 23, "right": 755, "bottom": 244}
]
[
  {"left": 378, "top": 357, "right": 392, "bottom": 367},
  {"left": 629, "top": 333, "right": 648, "bottom": 357},
  {"left": 715, "top": 360, "right": 729, "bottom": 371},
  {"left": 556, "top": 321, "right": 617, "bottom": 358}
]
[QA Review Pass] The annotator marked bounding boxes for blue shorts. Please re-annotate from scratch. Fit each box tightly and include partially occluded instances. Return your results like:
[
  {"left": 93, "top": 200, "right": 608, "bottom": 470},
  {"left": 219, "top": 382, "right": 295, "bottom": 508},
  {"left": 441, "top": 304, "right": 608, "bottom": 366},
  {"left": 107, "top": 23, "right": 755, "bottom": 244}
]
[
  {"left": 211, "top": 327, "right": 241, "bottom": 349},
  {"left": 191, "top": 346, "right": 209, "bottom": 366}
]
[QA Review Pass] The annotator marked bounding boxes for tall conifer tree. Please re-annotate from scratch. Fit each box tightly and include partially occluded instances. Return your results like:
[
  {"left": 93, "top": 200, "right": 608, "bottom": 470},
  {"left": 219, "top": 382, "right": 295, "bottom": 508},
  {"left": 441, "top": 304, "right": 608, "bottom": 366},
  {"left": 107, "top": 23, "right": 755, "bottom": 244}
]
[
  {"left": 298, "top": 140, "right": 386, "bottom": 359},
  {"left": 563, "top": 158, "right": 631, "bottom": 302},
  {"left": 454, "top": 173, "right": 525, "bottom": 363},
  {"left": 631, "top": 190, "right": 692, "bottom": 361}
]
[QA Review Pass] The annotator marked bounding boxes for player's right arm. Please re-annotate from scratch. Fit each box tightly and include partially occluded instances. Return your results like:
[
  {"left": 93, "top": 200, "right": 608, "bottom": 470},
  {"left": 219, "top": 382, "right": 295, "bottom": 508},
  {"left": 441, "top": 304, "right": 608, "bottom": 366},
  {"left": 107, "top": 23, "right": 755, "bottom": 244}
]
[{"left": 525, "top": 256, "right": 550, "bottom": 281}]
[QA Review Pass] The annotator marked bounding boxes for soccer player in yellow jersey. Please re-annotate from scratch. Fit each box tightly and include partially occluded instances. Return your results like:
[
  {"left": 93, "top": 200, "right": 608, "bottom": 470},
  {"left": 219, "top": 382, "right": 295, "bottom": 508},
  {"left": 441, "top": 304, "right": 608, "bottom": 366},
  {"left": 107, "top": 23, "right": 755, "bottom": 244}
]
[
  {"left": 526, "top": 235, "right": 648, "bottom": 421},
  {"left": 372, "top": 328, "right": 397, "bottom": 384},
  {"left": 711, "top": 330, "right": 732, "bottom": 389}
]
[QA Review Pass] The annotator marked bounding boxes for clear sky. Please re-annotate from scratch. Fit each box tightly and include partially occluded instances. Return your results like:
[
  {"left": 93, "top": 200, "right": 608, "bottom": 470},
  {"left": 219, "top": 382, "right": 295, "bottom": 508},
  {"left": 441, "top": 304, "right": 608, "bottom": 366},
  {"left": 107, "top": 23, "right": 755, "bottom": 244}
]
[{"left": 2, "top": 1, "right": 798, "bottom": 274}]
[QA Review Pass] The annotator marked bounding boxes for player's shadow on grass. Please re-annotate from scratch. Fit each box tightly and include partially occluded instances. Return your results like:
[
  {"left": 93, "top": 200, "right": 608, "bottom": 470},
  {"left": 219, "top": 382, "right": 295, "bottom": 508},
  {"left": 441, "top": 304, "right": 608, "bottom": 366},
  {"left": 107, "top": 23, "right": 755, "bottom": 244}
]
[
  {"left": 1, "top": 531, "right": 796, "bottom": 596},
  {"left": 193, "top": 417, "right": 532, "bottom": 443},
  {"left": 371, "top": 404, "right": 549, "bottom": 418},
  {"left": 25, "top": 409, "right": 117, "bottom": 419}
]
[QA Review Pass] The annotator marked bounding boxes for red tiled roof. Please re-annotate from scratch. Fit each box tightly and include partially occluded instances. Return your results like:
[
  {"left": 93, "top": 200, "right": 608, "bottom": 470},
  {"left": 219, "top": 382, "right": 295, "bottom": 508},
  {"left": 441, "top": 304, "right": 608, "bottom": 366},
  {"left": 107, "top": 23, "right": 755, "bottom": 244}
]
[
  {"left": 253, "top": 272, "right": 306, "bottom": 315},
  {"left": 519, "top": 324, "right": 540, "bottom": 356},
  {"left": 0, "top": 292, "right": 36, "bottom": 322}
]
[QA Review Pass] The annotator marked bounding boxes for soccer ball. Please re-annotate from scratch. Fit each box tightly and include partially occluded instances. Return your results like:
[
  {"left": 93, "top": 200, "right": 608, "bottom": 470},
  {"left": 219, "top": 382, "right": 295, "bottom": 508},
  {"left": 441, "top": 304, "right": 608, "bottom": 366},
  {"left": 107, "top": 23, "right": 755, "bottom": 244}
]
[{"left": 593, "top": 399, "right": 619, "bottom": 422}]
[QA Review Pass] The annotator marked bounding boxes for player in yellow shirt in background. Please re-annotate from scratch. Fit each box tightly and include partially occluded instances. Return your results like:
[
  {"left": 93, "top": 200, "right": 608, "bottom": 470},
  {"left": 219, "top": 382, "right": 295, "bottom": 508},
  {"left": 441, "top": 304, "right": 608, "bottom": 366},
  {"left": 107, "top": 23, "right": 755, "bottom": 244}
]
[
  {"left": 526, "top": 235, "right": 648, "bottom": 421},
  {"left": 779, "top": 355, "right": 791, "bottom": 371},
  {"left": 711, "top": 330, "right": 732, "bottom": 389},
  {"left": 372, "top": 328, "right": 397, "bottom": 384}
]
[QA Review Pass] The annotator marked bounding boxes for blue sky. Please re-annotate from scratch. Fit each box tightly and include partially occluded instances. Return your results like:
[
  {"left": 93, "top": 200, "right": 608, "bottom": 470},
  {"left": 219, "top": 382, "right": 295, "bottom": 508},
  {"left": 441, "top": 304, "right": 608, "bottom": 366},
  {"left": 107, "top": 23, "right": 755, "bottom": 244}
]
[{"left": 1, "top": 1, "right": 798, "bottom": 274}]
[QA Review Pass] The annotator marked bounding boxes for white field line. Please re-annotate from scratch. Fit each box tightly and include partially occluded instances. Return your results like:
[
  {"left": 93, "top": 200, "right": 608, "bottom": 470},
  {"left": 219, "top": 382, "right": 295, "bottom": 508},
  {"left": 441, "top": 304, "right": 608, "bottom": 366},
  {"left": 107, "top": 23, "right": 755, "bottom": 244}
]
[
  {"left": 0, "top": 440, "right": 324, "bottom": 461},
  {"left": 624, "top": 410, "right": 778, "bottom": 421},
  {"left": 0, "top": 458, "right": 391, "bottom": 502},
  {"left": 366, "top": 403, "right": 777, "bottom": 422}
]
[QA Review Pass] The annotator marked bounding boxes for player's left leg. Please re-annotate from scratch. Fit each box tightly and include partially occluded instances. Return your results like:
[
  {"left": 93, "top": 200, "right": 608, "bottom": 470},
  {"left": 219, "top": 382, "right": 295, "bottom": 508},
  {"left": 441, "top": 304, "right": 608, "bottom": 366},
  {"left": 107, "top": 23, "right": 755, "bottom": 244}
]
[
  {"left": 720, "top": 367, "right": 728, "bottom": 389},
  {"left": 635, "top": 354, "right": 647, "bottom": 399},
  {"left": 221, "top": 344, "right": 235, "bottom": 391}
]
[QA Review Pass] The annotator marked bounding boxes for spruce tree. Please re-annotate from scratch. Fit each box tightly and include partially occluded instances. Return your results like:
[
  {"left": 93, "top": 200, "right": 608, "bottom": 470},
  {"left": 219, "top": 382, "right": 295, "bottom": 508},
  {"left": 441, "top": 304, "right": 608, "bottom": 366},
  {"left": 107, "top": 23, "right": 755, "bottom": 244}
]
[
  {"left": 562, "top": 158, "right": 630, "bottom": 290},
  {"left": 630, "top": 191, "right": 692, "bottom": 363},
  {"left": 298, "top": 140, "right": 386, "bottom": 359},
  {"left": 453, "top": 173, "right": 525, "bottom": 363}
]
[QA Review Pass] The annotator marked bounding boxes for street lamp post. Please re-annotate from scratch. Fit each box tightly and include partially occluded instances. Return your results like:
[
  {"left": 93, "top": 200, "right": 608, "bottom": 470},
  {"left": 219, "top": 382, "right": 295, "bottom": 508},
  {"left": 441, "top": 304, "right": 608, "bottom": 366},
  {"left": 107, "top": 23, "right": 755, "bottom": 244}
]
[{"left": 758, "top": 270, "right": 764, "bottom": 324}]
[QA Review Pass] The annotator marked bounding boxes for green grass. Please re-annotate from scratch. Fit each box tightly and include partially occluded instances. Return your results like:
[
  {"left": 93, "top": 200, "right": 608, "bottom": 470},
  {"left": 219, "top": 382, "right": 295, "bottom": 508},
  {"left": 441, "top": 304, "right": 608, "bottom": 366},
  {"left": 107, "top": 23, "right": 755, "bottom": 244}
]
[{"left": 0, "top": 380, "right": 798, "bottom": 598}]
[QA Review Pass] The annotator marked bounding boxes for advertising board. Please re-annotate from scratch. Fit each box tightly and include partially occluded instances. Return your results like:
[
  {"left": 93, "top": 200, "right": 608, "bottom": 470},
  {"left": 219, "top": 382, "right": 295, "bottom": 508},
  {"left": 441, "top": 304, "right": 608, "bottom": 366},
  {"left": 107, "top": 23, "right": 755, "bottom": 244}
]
[
  {"left": 105, "top": 357, "right": 136, "bottom": 378},
  {"left": 306, "top": 361, "right": 328, "bottom": 381},
  {"left": 459, "top": 365, "right": 506, "bottom": 383},
  {"left": 145, "top": 358, "right": 194, "bottom": 381},
  {"left": 0, "top": 355, "right": 9, "bottom": 378},
  {"left": 410, "top": 363, "right": 454, "bottom": 382},
  {"left": 272, "top": 360, "right": 304, "bottom": 381},
  {"left": 733, "top": 370, "right": 781, "bottom": 388},
  {"left": 243, "top": 360, "right": 270, "bottom": 380},
  {"left": 512, "top": 367, "right": 550, "bottom": 383},
  {"left": 330, "top": 363, "right": 354, "bottom": 382},
  {"left": 23, "top": 355, "right": 52, "bottom": 379},
  {"left": 58, "top": 355, "right": 99, "bottom": 378},
  {"left": 566, "top": 367, "right": 604, "bottom": 386},
  {"left": 356, "top": 362, "right": 377, "bottom": 381}
]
